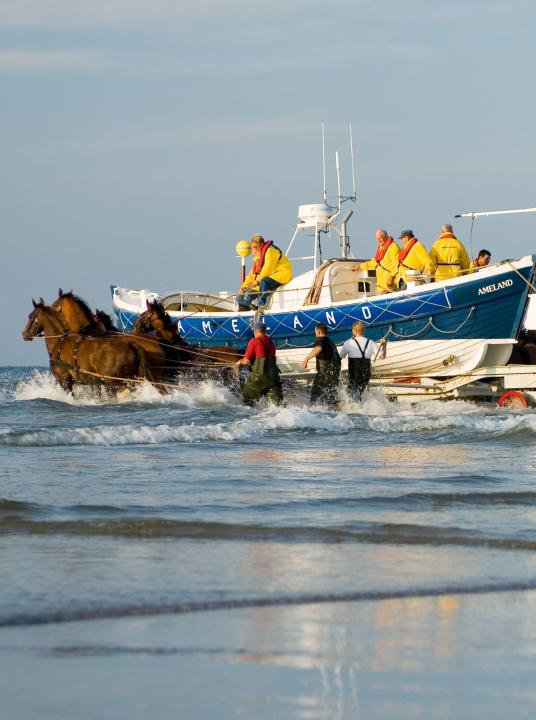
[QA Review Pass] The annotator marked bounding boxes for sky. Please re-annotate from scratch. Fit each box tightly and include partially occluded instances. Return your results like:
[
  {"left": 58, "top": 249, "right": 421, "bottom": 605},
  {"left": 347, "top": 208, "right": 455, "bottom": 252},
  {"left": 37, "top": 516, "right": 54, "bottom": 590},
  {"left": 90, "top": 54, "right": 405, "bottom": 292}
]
[{"left": 3, "top": 0, "right": 536, "bottom": 364}]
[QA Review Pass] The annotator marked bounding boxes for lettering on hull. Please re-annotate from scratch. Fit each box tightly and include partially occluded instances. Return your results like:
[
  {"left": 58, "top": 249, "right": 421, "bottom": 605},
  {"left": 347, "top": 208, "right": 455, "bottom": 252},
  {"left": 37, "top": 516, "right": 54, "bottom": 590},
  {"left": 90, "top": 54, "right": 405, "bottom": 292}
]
[{"left": 478, "top": 279, "right": 513, "bottom": 296}]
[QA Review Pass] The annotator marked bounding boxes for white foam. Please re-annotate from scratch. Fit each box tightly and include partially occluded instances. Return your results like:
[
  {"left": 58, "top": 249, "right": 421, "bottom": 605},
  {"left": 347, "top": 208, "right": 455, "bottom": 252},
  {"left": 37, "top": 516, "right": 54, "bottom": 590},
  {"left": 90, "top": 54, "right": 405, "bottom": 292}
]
[
  {"left": 250, "top": 405, "right": 351, "bottom": 433},
  {"left": 14, "top": 370, "right": 79, "bottom": 405},
  {"left": 12, "top": 372, "right": 241, "bottom": 409},
  {"left": 8, "top": 371, "right": 536, "bottom": 445},
  {"left": 4, "top": 402, "right": 536, "bottom": 447}
]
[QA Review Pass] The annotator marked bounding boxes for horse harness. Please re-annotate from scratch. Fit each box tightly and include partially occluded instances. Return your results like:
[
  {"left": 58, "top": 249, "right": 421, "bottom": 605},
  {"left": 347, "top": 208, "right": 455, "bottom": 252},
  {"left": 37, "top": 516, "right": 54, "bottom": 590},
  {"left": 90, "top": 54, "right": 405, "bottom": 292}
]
[{"left": 50, "top": 332, "right": 85, "bottom": 374}]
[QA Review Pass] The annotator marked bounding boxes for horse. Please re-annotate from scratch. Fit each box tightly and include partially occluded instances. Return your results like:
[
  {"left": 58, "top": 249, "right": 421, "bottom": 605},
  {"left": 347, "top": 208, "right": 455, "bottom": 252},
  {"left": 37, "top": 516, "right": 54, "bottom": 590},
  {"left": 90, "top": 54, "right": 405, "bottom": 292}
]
[
  {"left": 51, "top": 288, "right": 101, "bottom": 334},
  {"left": 21, "top": 300, "right": 155, "bottom": 395},
  {"left": 51, "top": 290, "right": 172, "bottom": 382},
  {"left": 132, "top": 300, "right": 244, "bottom": 368},
  {"left": 94, "top": 309, "right": 117, "bottom": 334}
]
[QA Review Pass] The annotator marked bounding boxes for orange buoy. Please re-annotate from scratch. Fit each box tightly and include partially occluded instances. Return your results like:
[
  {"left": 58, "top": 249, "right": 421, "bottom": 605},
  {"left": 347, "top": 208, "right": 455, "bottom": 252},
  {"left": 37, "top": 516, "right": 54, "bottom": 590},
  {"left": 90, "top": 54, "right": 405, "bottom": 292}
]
[{"left": 497, "top": 390, "right": 529, "bottom": 409}]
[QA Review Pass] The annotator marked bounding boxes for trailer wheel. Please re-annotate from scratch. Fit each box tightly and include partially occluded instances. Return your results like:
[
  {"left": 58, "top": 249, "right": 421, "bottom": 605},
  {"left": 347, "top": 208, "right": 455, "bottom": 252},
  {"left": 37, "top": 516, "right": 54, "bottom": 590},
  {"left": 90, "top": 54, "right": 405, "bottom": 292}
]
[{"left": 497, "top": 390, "right": 529, "bottom": 409}]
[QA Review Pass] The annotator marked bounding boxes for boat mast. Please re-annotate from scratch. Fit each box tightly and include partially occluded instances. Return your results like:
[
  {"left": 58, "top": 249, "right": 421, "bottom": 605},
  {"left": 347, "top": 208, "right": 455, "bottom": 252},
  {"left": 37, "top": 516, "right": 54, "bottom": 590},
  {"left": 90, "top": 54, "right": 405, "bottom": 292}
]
[{"left": 286, "top": 123, "right": 357, "bottom": 269}]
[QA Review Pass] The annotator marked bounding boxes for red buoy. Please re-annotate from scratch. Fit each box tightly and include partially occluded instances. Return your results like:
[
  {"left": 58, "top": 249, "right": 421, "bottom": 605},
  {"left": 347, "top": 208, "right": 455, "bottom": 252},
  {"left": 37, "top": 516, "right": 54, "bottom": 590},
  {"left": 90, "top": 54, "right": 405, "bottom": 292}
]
[{"left": 497, "top": 390, "right": 529, "bottom": 409}]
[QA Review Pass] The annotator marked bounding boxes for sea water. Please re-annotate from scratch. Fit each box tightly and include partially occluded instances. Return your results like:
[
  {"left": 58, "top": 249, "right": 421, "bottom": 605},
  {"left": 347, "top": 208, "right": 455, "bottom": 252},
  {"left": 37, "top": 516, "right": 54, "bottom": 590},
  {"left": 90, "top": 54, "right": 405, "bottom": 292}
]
[{"left": 1, "top": 366, "right": 536, "bottom": 719}]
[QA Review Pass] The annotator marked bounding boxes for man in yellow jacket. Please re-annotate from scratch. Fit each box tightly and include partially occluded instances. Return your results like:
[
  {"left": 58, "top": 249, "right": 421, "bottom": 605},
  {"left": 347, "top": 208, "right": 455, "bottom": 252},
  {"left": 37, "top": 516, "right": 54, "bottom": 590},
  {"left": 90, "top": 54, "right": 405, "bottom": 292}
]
[
  {"left": 395, "top": 229, "right": 434, "bottom": 289},
  {"left": 237, "top": 234, "right": 293, "bottom": 311},
  {"left": 354, "top": 228, "right": 399, "bottom": 293},
  {"left": 430, "top": 224, "right": 471, "bottom": 282}
]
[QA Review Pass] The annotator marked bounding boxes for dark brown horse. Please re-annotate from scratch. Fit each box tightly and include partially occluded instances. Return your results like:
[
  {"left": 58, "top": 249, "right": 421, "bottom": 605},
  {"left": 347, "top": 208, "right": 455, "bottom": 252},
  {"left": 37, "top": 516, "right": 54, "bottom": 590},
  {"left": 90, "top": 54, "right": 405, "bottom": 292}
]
[
  {"left": 94, "top": 309, "right": 118, "bottom": 334},
  {"left": 22, "top": 300, "right": 155, "bottom": 394},
  {"left": 51, "top": 290, "right": 173, "bottom": 380},
  {"left": 133, "top": 300, "right": 244, "bottom": 367}
]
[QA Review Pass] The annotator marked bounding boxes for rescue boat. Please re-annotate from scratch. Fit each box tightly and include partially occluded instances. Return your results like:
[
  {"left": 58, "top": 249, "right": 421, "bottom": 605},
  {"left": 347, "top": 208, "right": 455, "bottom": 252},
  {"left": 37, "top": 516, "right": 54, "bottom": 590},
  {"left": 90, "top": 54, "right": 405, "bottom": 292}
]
[
  {"left": 111, "top": 199, "right": 536, "bottom": 379},
  {"left": 111, "top": 125, "right": 536, "bottom": 379}
]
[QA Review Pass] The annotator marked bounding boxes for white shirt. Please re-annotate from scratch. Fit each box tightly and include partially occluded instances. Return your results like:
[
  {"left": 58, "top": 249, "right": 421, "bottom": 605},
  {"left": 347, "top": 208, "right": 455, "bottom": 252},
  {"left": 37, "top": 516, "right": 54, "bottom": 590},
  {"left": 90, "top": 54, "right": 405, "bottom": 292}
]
[{"left": 339, "top": 335, "right": 381, "bottom": 360}]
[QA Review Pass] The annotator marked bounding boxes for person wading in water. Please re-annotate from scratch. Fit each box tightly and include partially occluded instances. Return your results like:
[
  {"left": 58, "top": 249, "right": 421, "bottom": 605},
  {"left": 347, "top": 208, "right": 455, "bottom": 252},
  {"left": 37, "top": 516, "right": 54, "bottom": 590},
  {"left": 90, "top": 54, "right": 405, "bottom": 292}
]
[
  {"left": 235, "top": 322, "right": 283, "bottom": 405},
  {"left": 301, "top": 323, "right": 341, "bottom": 408},
  {"left": 339, "top": 321, "right": 387, "bottom": 401}
]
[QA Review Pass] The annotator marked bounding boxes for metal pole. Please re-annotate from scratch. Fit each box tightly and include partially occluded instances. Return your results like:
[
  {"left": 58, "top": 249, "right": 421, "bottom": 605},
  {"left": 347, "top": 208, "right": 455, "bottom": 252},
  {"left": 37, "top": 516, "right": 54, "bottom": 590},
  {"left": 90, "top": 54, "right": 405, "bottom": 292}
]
[
  {"left": 322, "top": 121, "right": 327, "bottom": 204},
  {"left": 335, "top": 151, "right": 341, "bottom": 210},
  {"left": 349, "top": 123, "right": 356, "bottom": 200},
  {"left": 455, "top": 207, "right": 536, "bottom": 218}
]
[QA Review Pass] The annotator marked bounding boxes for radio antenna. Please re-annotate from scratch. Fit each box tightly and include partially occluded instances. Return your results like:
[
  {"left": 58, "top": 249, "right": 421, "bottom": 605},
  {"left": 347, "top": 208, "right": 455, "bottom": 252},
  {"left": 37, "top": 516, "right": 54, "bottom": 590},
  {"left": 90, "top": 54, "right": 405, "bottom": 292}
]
[
  {"left": 321, "top": 121, "right": 327, "bottom": 204},
  {"left": 335, "top": 151, "right": 342, "bottom": 211},
  {"left": 349, "top": 123, "right": 356, "bottom": 200}
]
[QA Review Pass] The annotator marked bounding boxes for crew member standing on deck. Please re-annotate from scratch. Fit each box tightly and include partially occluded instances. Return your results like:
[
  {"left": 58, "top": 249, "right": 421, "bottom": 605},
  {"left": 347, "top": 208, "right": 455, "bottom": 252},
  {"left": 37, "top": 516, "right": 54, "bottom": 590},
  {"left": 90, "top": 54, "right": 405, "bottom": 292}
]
[
  {"left": 301, "top": 323, "right": 341, "bottom": 407},
  {"left": 429, "top": 224, "right": 471, "bottom": 281},
  {"left": 395, "top": 230, "right": 434, "bottom": 289},
  {"left": 339, "top": 321, "right": 386, "bottom": 401},
  {"left": 353, "top": 228, "right": 400, "bottom": 293},
  {"left": 235, "top": 322, "right": 283, "bottom": 405}
]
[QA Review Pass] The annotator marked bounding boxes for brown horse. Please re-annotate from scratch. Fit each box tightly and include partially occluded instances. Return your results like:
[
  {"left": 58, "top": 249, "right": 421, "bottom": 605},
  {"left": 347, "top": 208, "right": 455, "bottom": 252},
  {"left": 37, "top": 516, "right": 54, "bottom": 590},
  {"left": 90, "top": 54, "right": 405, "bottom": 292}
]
[
  {"left": 133, "top": 300, "right": 244, "bottom": 367},
  {"left": 51, "top": 290, "right": 173, "bottom": 380},
  {"left": 51, "top": 289, "right": 101, "bottom": 334},
  {"left": 22, "top": 300, "right": 155, "bottom": 394}
]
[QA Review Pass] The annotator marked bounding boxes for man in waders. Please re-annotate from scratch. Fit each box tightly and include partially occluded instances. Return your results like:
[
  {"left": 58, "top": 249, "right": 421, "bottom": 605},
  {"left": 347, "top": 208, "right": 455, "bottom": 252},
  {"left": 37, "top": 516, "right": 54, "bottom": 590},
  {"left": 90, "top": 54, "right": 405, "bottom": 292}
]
[
  {"left": 301, "top": 323, "right": 341, "bottom": 407},
  {"left": 339, "top": 321, "right": 387, "bottom": 400},
  {"left": 235, "top": 322, "right": 283, "bottom": 405}
]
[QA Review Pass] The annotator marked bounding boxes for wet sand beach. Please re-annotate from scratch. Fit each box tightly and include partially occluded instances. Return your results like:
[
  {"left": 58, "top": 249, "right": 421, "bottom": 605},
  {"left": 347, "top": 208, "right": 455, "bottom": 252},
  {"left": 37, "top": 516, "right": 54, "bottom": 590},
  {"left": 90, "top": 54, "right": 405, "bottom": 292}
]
[{"left": 2, "top": 590, "right": 536, "bottom": 719}]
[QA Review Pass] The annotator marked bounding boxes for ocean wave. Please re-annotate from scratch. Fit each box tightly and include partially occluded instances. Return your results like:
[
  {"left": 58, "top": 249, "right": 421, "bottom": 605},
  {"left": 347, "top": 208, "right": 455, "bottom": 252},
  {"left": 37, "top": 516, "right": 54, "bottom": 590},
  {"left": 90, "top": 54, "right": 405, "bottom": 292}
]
[
  {"left": 2, "top": 514, "right": 535, "bottom": 550},
  {"left": 6, "top": 370, "right": 536, "bottom": 445},
  {"left": 3, "top": 400, "right": 536, "bottom": 446},
  {"left": 3, "top": 487, "right": 533, "bottom": 526},
  {"left": 0, "top": 405, "right": 353, "bottom": 447},
  {"left": 3, "top": 580, "right": 536, "bottom": 628}
]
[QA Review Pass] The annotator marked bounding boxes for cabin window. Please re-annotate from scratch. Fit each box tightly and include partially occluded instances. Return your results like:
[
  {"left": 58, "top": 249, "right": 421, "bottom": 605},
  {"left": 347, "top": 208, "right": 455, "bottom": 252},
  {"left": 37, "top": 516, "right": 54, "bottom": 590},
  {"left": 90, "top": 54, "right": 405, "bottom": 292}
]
[{"left": 357, "top": 282, "right": 371, "bottom": 293}]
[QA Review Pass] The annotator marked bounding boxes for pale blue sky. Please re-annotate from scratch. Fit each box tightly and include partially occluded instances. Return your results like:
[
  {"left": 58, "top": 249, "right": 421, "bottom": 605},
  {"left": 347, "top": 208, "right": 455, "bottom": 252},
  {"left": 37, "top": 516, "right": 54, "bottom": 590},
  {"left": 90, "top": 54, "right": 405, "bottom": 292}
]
[{"left": 3, "top": 0, "right": 536, "bottom": 364}]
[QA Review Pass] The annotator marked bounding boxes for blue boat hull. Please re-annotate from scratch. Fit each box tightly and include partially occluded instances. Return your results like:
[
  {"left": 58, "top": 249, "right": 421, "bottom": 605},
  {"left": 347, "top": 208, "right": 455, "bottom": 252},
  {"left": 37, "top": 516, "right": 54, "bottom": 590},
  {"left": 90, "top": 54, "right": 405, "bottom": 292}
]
[{"left": 112, "top": 260, "right": 534, "bottom": 352}]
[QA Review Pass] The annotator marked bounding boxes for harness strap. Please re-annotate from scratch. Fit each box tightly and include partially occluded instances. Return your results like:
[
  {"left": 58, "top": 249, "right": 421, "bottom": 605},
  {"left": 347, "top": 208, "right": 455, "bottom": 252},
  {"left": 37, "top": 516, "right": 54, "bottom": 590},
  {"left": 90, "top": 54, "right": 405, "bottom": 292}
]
[
  {"left": 50, "top": 359, "right": 75, "bottom": 370},
  {"left": 52, "top": 333, "right": 84, "bottom": 374},
  {"left": 353, "top": 337, "right": 370, "bottom": 359}
]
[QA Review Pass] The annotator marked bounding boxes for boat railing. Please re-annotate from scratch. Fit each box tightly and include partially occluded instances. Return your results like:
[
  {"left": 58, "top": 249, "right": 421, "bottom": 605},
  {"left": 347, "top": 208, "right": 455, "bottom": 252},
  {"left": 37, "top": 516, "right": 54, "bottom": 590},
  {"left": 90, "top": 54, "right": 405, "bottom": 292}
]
[{"left": 117, "top": 257, "right": 509, "bottom": 317}]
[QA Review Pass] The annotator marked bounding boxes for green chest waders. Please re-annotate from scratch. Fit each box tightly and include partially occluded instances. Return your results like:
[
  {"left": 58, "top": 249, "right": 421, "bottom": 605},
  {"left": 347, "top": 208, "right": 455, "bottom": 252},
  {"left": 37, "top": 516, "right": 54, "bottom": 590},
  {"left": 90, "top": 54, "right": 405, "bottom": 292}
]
[{"left": 242, "top": 357, "right": 283, "bottom": 405}]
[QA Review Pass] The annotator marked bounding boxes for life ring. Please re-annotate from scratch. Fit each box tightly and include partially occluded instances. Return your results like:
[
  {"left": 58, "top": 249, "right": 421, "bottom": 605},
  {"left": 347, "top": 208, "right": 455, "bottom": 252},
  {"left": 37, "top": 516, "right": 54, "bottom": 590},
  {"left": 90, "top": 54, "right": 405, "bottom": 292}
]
[{"left": 497, "top": 390, "right": 529, "bottom": 409}]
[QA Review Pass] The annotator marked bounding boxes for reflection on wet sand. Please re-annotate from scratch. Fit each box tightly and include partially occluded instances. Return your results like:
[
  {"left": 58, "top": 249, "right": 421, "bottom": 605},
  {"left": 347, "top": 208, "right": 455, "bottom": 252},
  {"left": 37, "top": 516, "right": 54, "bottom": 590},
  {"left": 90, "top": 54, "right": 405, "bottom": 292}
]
[{"left": 212, "top": 590, "right": 536, "bottom": 718}]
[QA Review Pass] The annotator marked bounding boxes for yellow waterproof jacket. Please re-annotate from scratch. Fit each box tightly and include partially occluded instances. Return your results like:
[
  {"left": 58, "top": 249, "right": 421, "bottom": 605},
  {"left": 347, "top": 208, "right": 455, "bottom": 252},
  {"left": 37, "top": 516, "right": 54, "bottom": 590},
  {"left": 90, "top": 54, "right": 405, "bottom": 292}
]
[
  {"left": 396, "top": 240, "right": 434, "bottom": 285},
  {"left": 430, "top": 233, "right": 471, "bottom": 281},
  {"left": 360, "top": 240, "right": 400, "bottom": 293},
  {"left": 242, "top": 244, "right": 293, "bottom": 290}
]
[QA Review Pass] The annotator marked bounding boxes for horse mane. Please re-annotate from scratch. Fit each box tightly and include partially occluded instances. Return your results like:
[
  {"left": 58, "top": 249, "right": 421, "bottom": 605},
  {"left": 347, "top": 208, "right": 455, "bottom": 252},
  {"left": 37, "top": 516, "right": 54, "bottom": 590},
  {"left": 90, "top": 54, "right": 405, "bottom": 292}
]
[
  {"left": 39, "top": 303, "right": 69, "bottom": 331},
  {"left": 58, "top": 291, "right": 94, "bottom": 319},
  {"left": 152, "top": 301, "right": 177, "bottom": 333},
  {"left": 95, "top": 309, "right": 117, "bottom": 332}
]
